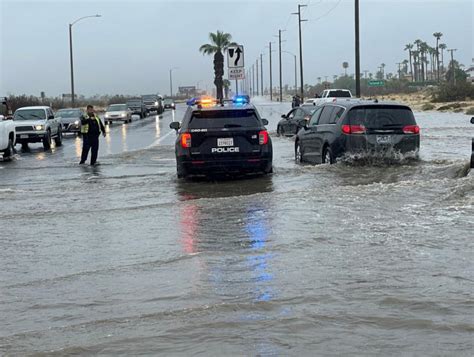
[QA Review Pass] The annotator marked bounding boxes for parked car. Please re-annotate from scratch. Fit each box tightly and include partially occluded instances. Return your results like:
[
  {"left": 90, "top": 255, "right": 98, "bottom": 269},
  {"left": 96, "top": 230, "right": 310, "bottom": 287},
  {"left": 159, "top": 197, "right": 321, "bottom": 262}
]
[
  {"left": 470, "top": 117, "right": 474, "bottom": 168},
  {"left": 13, "top": 106, "right": 62, "bottom": 150},
  {"left": 305, "top": 89, "right": 353, "bottom": 107},
  {"left": 163, "top": 98, "right": 176, "bottom": 110},
  {"left": 0, "top": 97, "right": 15, "bottom": 160},
  {"left": 55, "top": 108, "right": 84, "bottom": 134},
  {"left": 295, "top": 100, "right": 420, "bottom": 164},
  {"left": 277, "top": 106, "right": 317, "bottom": 137},
  {"left": 104, "top": 104, "right": 132, "bottom": 124},
  {"left": 127, "top": 98, "right": 148, "bottom": 118},
  {"left": 169, "top": 96, "right": 272, "bottom": 178},
  {"left": 142, "top": 94, "right": 164, "bottom": 114}
]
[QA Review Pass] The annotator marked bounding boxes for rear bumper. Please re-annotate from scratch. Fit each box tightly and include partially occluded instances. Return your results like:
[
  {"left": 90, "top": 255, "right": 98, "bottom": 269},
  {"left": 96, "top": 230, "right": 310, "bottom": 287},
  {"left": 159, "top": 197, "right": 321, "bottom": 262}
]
[
  {"left": 345, "top": 134, "right": 420, "bottom": 155},
  {"left": 178, "top": 156, "right": 272, "bottom": 175}
]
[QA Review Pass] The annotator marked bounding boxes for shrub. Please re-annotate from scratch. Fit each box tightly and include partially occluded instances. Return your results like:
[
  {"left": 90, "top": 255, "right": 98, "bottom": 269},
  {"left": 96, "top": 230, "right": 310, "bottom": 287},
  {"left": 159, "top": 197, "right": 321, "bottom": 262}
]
[
  {"left": 421, "top": 103, "right": 435, "bottom": 111},
  {"left": 465, "top": 107, "right": 474, "bottom": 115},
  {"left": 432, "top": 82, "right": 474, "bottom": 102}
]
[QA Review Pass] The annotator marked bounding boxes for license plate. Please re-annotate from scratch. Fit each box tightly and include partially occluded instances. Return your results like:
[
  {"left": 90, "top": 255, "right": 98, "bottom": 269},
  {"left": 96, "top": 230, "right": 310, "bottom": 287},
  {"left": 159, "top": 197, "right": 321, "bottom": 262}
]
[
  {"left": 20, "top": 135, "right": 28, "bottom": 139},
  {"left": 218, "top": 138, "right": 234, "bottom": 147},
  {"left": 376, "top": 135, "right": 391, "bottom": 144}
]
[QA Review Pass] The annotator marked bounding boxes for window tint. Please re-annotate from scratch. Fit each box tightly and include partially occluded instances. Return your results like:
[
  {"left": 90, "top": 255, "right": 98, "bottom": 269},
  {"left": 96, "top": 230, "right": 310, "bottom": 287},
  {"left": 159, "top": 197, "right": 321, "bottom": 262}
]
[
  {"left": 330, "top": 107, "right": 345, "bottom": 124},
  {"left": 189, "top": 110, "right": 260, "bottom": 129},
  {"left": 293, "top": 109, "right": 305, "bottom": 120},
  {"left": 309, "top": 107, "right": 323, "bottom": 126},
  {"left": 318, "top": 106, "right": 335, "bottom": 125},
  {"left": 328, "top": 90, "right": 351, "bottom": 98},
  {"left": 347, "top": 105, "right": 416, "bottom": 128}
]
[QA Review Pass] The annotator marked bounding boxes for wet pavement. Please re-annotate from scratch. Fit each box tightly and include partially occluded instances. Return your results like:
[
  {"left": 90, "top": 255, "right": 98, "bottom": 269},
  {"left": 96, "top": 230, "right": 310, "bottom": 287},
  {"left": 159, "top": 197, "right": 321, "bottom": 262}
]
[{"left": 1, "top": 100, "right": 473, "bottom": 355}]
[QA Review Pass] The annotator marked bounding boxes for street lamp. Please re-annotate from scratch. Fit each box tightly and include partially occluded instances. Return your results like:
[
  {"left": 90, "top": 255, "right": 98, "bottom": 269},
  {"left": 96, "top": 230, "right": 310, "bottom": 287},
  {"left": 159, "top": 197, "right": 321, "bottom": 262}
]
[
  {"left": 169, "top": 67, "right": 179, "bottom": 98},
  {"left": 282, "top": 51, "right": 297, "bottom": 96},
  {"left": 69, "top": 14, "right": 101, "bottom": 107}
]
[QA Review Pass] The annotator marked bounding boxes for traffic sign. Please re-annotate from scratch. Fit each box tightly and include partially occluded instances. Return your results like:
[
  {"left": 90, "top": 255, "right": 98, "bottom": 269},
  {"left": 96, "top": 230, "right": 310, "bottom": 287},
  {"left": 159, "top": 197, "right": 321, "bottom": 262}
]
[
  {"left": 229, "top": 67, "right": 245, "bottom": 80},
  {"left": 368, "top": 80, "right": 385, "bottom": 87},
  {"left": 227, "top": 45, "right": 244, "bottom": 68}
]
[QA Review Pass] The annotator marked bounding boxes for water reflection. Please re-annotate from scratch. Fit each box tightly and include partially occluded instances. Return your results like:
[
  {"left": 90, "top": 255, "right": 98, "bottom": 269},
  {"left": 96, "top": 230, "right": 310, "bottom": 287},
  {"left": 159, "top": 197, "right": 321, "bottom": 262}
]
[
  {"left": 74, "top": 136, "right": 82, "bottom": 159},
  {"left": 121, "top": 124, "right": 128, "bottom": 152}
]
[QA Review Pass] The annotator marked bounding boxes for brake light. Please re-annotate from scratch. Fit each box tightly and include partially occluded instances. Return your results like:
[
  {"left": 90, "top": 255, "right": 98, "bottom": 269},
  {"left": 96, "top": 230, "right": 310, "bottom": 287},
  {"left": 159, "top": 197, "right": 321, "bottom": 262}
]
[
  {"left": 259, "top": 130, "right": 269, "bottom": 145},
  {"left": 403, "top": 125, "right": 420, "bottom": 134},
  {"left": 341, "top": 124, "right": 366, "bottom": 134},
  {"left": 181, "top": 133, "right": 191, "bottom": 148}
]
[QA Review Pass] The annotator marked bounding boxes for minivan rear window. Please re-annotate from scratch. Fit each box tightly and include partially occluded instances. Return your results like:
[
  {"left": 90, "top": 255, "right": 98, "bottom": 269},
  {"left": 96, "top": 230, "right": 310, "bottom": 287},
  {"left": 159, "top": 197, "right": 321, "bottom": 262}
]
[
  {"left": 189, "top": 110, "right": 260, "bottom": 129},
  {"left": 347, "top": 105, "right": 416, "bottom": 128}
]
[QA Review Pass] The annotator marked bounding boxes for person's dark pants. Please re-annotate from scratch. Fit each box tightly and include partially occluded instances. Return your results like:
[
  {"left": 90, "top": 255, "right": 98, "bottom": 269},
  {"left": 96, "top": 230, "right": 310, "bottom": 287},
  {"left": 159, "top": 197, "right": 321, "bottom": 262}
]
[{"left": 80, "top": 134, "right": 100, "bottom": 165}]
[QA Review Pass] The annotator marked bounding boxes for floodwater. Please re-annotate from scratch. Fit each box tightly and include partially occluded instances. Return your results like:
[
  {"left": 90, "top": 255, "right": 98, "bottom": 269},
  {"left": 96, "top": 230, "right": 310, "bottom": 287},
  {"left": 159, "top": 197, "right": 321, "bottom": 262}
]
[{"left": 1, "top": 101, "right": 473, "bottom": 355}]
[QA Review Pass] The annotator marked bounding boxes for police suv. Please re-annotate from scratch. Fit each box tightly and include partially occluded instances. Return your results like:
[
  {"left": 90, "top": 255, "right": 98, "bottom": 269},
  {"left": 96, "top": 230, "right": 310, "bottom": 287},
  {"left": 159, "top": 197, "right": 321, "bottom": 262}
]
[{"left": 169, "top": 97, "right": 273, "bottom": 178}]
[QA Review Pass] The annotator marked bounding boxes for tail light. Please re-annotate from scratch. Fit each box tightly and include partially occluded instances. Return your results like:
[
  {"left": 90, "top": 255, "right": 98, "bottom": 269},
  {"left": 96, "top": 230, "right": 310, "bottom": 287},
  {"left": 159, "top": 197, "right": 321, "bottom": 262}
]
[
  {"left": 403, "top": 125, "right": 420, "bottom": 134},
  {"left": 181, "top": 133, "right": 191, "bottom": 148},
  {"left": 259, "top": 130, "right": 269, "bottom": 145},
  {"left": 341, "top": 124, "right": 366, "bottom": 134}
]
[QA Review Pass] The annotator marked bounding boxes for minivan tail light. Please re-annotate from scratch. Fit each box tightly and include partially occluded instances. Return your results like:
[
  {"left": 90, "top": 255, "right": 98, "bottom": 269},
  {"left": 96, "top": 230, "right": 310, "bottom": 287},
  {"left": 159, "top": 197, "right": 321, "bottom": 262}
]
[
  {"left": 341, "top": 124, "right": 366, "bottom": 134},
  {"left": 181, "top": 133, "right": 191, "bottom": 148},
  {"left": 403, "top": 125, "right": 420, "bottom": 134},
  {"left": 259, "top": 130, "right": 269, "bottom": 145}
]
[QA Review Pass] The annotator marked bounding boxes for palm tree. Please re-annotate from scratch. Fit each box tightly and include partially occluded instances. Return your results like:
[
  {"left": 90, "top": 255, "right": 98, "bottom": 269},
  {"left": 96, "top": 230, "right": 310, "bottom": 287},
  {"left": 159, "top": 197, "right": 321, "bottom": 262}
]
[
  {"left": 419, "top": 42, "right": 430, "bottom": 82},
  {"left": 433, "top": 32, "right": 443, "bottom": 81},
  {"left": 439, "top": 43, "right": 447, "bottom": 75},
  {"left": 380, "top": 63, "right": 386, "bottom": 79},
  {"left": 223, "top": 79, "right": 231, "bottom": 99},
  {"left": 402, "top": 59, "right": 409, "bottom": 75},
  {"left": 342, "top": 62, "right": 349, "bottom": 76},
  {"left": 199, "top": 31, "right": 237, "bottom": 100},
  {"left": 404, "top": 44, "right": 414, "bottom": 81},
  {"left": 412, "top": 50, "right": 420, "bottom": 82},
  {"left": 317, "top": 77, "right": 322, "bottom": 84}
]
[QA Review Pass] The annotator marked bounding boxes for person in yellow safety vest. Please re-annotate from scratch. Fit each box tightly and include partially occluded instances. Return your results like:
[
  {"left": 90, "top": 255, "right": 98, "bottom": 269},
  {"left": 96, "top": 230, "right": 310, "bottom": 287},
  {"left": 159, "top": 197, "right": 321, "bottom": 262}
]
[{"left": 79, "top": 105, "right": 106, "bottom": 165}]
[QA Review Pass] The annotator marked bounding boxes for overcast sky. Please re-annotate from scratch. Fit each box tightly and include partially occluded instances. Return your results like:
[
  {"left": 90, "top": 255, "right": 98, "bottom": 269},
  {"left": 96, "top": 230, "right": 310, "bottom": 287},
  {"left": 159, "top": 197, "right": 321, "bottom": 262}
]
[{"left": 1, "top": 0, "right": 472, "bottom": 97}]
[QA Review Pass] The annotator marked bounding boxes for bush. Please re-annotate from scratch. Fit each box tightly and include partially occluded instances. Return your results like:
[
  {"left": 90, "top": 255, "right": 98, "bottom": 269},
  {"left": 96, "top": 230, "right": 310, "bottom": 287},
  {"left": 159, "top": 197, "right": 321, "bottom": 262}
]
[
  {"left": 465, "top": 107, "right": 474, "bottom": 115},
  {"left": 421, "top": 103, "right": 435, "bottom": 111},
  {"left": 432, "top": 82, "right": 474, "bottom": 102}
]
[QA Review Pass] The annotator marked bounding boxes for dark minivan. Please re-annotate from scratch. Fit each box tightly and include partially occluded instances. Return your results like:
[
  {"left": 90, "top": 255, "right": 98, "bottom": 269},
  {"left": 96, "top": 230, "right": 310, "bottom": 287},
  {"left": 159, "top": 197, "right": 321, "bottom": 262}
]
[
  {"left": 169, "top": 100, "right": 272, "bottom": 178},
  {"left": 295, "top": 100, "right": 420, "bottom": 164}
]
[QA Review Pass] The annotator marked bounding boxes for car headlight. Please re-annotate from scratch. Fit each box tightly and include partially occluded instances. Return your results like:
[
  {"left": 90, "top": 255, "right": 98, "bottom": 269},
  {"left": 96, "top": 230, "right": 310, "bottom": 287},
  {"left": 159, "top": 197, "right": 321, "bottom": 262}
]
[
  {"left": 74, "top": 120, "right": 80, "bottom": 125},
  {"left": 105, "top": 114, "right": 109, "bottom": 118},
  {"left": 35, "top": 125, "right": 44, "bottom": 131},
  {"left": 154, "top": 101, "right": 158, "bottom": 105},
  {"left": 121, "top": 113, "right": 127, "bottom": 117}
]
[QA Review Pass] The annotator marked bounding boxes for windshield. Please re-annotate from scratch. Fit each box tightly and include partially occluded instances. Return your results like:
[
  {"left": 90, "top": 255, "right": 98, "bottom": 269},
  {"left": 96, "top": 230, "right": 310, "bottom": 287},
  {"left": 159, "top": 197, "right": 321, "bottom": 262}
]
[
  {"left": 127, "top": 101, "right": 141, "bottom": 106},
  {"left": 164, "top": 99, "right": 173, "bottom": 104},
  {"left": 142, "top": 96, "right": 156, "bottom": 101},
  {"left": 189, "top": 110, "right": 260, "bottom": 129},
  {"left": 107, "top": 104, "right": 127, "bottom": 111},
  {"left": 14, "top": 109, "right": 46, "bottom": 120},
  {"left": 348, "top": 105, "right": 416, "bottom": 128},
  {"left": 56, "top": 109, "right": 81, "bottom": 118}
]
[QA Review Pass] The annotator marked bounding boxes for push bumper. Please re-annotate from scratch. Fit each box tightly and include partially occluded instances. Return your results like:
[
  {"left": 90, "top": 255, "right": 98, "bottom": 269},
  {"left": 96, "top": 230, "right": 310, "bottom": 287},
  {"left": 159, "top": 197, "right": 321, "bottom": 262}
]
[
  {"left": 16, "top": 132, "right": 46, "bottom": 144},
  {"left": 178, "top": 156, "right": 272, "bottom": 175}
]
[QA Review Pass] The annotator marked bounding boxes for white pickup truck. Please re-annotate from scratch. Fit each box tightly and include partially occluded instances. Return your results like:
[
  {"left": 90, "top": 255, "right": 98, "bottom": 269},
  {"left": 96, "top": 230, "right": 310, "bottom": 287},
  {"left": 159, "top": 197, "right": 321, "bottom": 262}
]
[
  {"left": 304, "top": 89, "right": 353, "bottom": 106},
  {"left": 0, "top": 98, "right": 16, "bottom": 161}
]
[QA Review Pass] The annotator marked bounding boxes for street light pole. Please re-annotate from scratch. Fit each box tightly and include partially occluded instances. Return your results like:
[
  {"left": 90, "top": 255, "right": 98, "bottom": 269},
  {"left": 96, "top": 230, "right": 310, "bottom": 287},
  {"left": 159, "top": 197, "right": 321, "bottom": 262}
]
[
  {"left": 260, "top": 53, "right": 264, "bottom": 96},
  {"left": 269, "top": 42, "right": 273, "bottom": 101},
  {"left": 293, "top": 4, "right": 307, "bottom": 101},
  {"left": 69, "top": 14, "right": 101, "bottom": 107},
  {"left": 256, "top": 59, "right": 259, "bottom": 96},
  {"left": 354, "top": 0, "right": 361, "bottom": 97},
  {"left": 278, "top": 29, "right": 285, "bottom": 102},
  {"left": 169, "top": 67, "right": 178, "bottom": 98}
]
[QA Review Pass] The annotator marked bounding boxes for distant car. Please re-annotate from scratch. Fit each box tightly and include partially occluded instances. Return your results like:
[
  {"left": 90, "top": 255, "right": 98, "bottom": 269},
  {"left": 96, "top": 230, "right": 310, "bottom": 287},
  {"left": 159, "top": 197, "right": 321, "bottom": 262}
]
[
  {"left": 55, "top": 108, "right": 84, "bottom": 133},
  {"left": 13, "top": 106, "right": 62, "bottom": 150},
  {"left": 295, "top": 100, "right": 420, "bottom": 164},
  {"left": 305, "top": 89, "right": 353, "bottom": 107},
  {"left": 0, "top": 98, "right": 15, "bottom": 160},
  {"left": 104, "top": 104, "right": 132, "bottom": 124},
  {"left": 277, "top": 106, "right": 317, "bottom": 137},
  {"left": 142, "top": 94, "right": 164, "bottom": 114},
  {"left": 163, "top": 98, "right": 176, "bottom": 110},
  {"left": 127, "top": 99, "right": 148, "bottom": 118},
  {"left": 169, "top": 96, "right": 272, "bottom": 178},
  {"left": 470, "top": 117, "right": 474, "bottom": 168}
]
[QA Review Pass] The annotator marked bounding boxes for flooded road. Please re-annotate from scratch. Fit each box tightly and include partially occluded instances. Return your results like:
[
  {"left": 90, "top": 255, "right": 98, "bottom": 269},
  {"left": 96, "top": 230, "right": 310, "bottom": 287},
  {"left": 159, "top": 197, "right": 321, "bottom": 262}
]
[{"left": 1, "top": 101, "right": 473, "bottom": 355}]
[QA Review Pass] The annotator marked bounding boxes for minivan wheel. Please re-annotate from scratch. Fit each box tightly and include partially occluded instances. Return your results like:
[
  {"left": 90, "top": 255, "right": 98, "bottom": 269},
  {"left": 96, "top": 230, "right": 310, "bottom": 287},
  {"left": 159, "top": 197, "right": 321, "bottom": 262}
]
[
  {"left": 322, "top": 146, "right": 334, "bottom": 164},
  {"left": 177, "top": 163, "right": 188, "bottom": 179},
  {"left": 43, "top": 131, "right": 52, "bottom": 150},
  {"left": 295, "top": 141, "right": 303, "bottom": 163}
]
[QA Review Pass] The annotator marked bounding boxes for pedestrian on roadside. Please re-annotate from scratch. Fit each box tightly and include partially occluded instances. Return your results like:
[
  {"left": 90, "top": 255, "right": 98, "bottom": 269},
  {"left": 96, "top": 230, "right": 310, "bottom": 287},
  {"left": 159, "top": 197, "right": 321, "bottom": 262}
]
[{"left": 79, "top": 105, "right": 106, "bottom": 165}]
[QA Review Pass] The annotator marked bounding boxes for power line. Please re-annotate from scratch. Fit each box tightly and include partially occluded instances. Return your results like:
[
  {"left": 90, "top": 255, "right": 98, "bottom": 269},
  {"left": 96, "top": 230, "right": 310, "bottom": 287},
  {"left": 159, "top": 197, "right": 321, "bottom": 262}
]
[{"left": 306, "top": 0, "right": 342, "bottom": 22}]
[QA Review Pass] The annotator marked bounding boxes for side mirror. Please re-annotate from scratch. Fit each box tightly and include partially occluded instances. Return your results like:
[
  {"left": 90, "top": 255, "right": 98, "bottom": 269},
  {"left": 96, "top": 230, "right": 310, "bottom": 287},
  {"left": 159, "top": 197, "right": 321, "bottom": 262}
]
[
  {"left": 48, "top": 115, "right": 54, "bottom": 120},
  {"left": 281, "top": 114, "right": 287, "bottom": 119},
  {"left": 261, "top": 118, "right": 269, "bottom": 126},
  {"left": 169, "top": 121, "right": 181, "bottom": 130},
  {"left": 471, "top": 117, "right": 474, "bottom": 124}
]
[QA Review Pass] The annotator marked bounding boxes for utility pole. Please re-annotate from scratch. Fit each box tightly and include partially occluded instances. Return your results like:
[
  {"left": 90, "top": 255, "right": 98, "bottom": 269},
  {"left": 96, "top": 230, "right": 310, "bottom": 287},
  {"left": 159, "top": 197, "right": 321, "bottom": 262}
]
[
  {"left": 293, "top": 4, "right": 307, "bottom": 100},
  {"left": 256, "top": 59, "right": 259, "bottom": 96},
  {"left": 252, "top": 64, "right": 255, "bottom": 96},
  {"left": 448, "top": 49, "right": 457, "bottom": 85},
  {"left": 354, "top": 0, "right": 361, "bottom": 97},
  {"left": 260, "top": 53, "right": 264, "bottom": 96},
  {"left": 277, "top": 29, "right": 285, "bottom": 102},
  {"left": 269, "top": 42, "right": 273, "bottom": 101}
]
